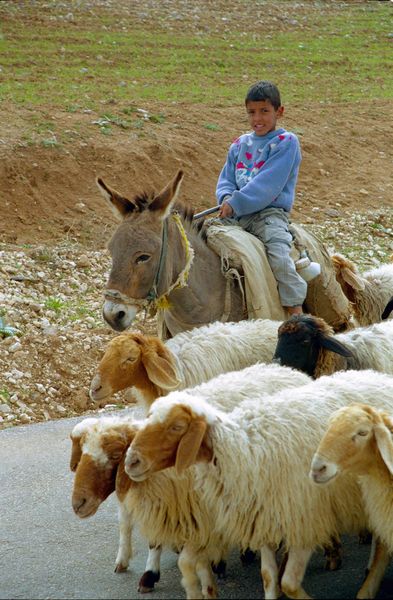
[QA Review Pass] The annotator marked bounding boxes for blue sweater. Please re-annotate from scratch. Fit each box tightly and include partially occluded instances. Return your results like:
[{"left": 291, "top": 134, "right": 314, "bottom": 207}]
[{"left": 216, "top": 128, "right": 301, "bottom": 217}]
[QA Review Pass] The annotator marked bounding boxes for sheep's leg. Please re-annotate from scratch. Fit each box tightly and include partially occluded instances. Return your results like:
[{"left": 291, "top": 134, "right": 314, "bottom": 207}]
[
  {"left": 195, "top": 557, "right": 218, "bottom": 599},
  {"left": 138, "top": 545, "right": 162, "bottom": 593},
  {"left": 260, "top": 545, "right": 280, "bottom": 600},
  {"left": 323, "top": 535, "right": 342, "bottom": 571},
  {"left": 178, "top": 546, "right": 203, "bottom": 600},
  {"left": 356, "top": 536, "right": 390, "bottom": 600},
  {"left": 114, "top": 503, "right": 133, "bottom": 573},
  {"left": 240, "top": 547, "right": 257, "bottom": 565},
  {"left": 280, "top": 547, "right": 313, "bottom": 600}
]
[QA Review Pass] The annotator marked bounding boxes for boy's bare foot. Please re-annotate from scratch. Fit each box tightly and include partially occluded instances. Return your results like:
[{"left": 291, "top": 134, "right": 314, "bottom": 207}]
[{"left": 285, "top": 305, "right": 303, "bottom": 316}]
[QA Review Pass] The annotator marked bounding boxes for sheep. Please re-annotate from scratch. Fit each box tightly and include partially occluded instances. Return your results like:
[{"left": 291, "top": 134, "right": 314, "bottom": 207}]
[
  {"left": 382, "top": 296, "right": 393, "bottom": 320},
  {"left": 125, "top": 369, "right": 393, "bottom": 599},
  {"left": 331, "top": 253, "right": 393, "bottom": 326},
  {"left": 273, "top": 314, "right": 393, "bottom": 378},
  {"left": 89, "top": 318, "right": 282, "bottom": 407},
  {"left": 310, "top": 403, "right": 393, "bottom": 597},
  {"left": 72, "top": 362, "right": 312, "bottom": 597},
  {"left": 70, "top": 415, "right": 225, "bottom": 596}
]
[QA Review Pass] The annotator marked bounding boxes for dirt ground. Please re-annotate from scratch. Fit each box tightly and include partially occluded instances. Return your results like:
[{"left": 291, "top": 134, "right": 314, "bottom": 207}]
[
  {"left": 1, "top": 0, "right": 393, "bottom": 429},
  {"left": 1, "top": 98, "right": 393, "bottom": 248}
]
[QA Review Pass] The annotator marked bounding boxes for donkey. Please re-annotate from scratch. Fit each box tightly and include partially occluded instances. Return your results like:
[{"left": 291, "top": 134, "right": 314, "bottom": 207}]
[{"left": 97, "top": 170, "right": 350, "bottom": 337}]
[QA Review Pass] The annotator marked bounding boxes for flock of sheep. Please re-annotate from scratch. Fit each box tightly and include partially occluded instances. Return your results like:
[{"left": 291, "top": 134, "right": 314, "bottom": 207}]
[{"left": 70, "top": 252, "right": 393, "bottom": 599}]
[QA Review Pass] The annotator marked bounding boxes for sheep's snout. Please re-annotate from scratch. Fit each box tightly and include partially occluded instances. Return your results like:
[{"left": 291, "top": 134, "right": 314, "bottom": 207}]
[
  {"left": 124, "top": 448, "right": 149, "bottom": 481},
  {"left": 89, "top": 374, "right": 111, "bottom": 402},
  {"left": 309, "top": 454, "right": 338, "bottom": 484},
  {"left": 72, "top": 493, "right": 100, "bottom": 518},
  {"left": 72, "top": 496, "right": 87, "bottom": 514}
]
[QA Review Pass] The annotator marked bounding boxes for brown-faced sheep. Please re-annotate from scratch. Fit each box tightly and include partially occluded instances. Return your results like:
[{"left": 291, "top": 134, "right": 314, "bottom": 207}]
[
  {"left": 125, "top": 369, "right": 393, "bottom": 599},
  {"left": 311, "top": 403, "right": 393, "bottom": 597},
  {"left": 89, "top": 318, "right": 281, "bottom": 407},
  {"left": 331, "top": 253, "right": 393, "bottom": 326}
]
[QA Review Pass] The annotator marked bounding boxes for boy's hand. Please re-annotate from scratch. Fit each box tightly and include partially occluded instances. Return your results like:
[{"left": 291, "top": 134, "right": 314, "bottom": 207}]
[{"left": 219, "top": 201, "right": 234, "bottom": 218}]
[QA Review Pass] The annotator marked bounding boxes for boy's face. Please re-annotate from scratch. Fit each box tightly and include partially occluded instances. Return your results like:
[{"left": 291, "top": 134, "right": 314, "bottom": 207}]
[{"left": 246, "top": 100, "right": 284, "bottom": 136}]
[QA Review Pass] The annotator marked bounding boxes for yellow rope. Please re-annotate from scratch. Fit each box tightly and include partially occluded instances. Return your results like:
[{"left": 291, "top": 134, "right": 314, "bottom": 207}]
[{"left": 155, "top": 212, "right": 195, "bottom": 311}]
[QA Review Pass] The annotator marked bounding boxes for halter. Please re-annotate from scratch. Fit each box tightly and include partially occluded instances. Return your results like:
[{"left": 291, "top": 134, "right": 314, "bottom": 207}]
[{"left": 104, "top": 211, "right": 195, "bottom": 314}]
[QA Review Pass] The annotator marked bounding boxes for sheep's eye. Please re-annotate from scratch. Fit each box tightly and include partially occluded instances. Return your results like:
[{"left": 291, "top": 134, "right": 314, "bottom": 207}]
[
  {"left": 357, "top": 430, "right": 368, "bottom": 437},
  {"left": 136, "top": 254, "right": 151, "bottom": 264},
  {"left": 124, "top": 356, "right": 137, "bottom": 365},
  {"left": 170, "top": 423, "right": 186, "bottom": 433}
]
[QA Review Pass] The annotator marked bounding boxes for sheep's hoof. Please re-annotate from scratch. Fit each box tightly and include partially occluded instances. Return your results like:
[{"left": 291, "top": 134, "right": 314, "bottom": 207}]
[
  {"left": 138, "top": 570, "right": 160, "bottom": 593},
  {"left": 212, "top": 560, "right": 226, "bottom": 579},
  {"left": 240, "top": 548, "right": 256, "bottom": 566},
  {"left": 358, "top": 530, "right": 372, "bottom": 545},
  {"left": 323, "top": 537, "right": 343, "bottom": 571},
  {"left": 114, "top": 563, "right": 128, "bottom": 573},
  {"left": 324, "top": 556, "right": 342, "bottom": 571},
  {"left": 204, "top": 584, "right": 218, "bottom": 599}
]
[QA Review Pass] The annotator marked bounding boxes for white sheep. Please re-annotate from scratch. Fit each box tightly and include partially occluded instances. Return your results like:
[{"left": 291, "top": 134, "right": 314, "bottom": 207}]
[
  {"left": 310, "top": 403, "right": 393, "bottom": 590},
  {"left": 70, "top": 415, "right": 224, "bottom": 596},
  {"left": 125, "top": 369, "right": 393, "bottom": 599},
  {"left": 273, "top": 314, "right": 393, "bottom": 378},
  {"left": 89, "top": 318, "right": 282, "bottom": 407},
  {"left": 72, "top": 362, "right": 312, "bottom": 597},
  {"left": 331, "top": 253, "right": 393, "bottom": 326}
]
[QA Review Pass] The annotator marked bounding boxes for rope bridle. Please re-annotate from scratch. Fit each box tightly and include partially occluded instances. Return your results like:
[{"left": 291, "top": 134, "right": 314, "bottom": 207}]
[{"left": 104, "top": 211, "right": 194, "bottom": 315}]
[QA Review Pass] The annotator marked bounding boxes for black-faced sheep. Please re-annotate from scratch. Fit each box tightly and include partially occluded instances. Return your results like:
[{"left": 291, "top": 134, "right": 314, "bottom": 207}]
[{"left": 273, "top": 314, "right": 393, "bottom": 378}]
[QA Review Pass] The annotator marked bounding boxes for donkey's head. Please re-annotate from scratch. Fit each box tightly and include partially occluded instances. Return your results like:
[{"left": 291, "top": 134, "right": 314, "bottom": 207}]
[{"left": 97, "top": 170, "right": 184, "bottom": 331}]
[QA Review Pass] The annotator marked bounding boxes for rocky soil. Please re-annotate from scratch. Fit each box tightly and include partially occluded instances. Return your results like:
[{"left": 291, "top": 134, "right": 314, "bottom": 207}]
[{"left": 1, "top": 207, "right": 393, "bottom": 430}]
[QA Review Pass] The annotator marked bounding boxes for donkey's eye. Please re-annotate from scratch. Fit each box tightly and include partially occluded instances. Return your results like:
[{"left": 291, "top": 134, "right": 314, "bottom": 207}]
[{"left": 136, "top": 254, "right": 151, "bottom": 264}]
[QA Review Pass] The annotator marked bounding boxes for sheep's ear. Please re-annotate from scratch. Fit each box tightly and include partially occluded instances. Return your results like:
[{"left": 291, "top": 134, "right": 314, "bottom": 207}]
[
  {"left": 175, "top": 419, "right": 207, "bottom": 474},
  {"left": 382, "top": 297, "right": 393, "bottom": 320},
  {"left": 142, "top": 343, "right": 182, "bottom": 390},
  {"left": 319, "top": 335, "right": 354, "bottom": 358},
  {"left": 339, "top": 267, "right": 365, "bottom": 291},
  {"left": 101, "top": 433, "right": 129, "bottom": 463},
  {"left": 116, "top": 456, "right": 132, "bottom": 502},
  {"left": 374, "top": 421, "right": 393, "bottom": 476},
  {"left": 70, "top": 436, "right": 83, "bottom": 472}
]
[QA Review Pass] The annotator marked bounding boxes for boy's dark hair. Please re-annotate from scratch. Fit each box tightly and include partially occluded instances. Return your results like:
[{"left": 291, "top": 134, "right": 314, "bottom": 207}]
[{"left": 245, "top": 81, "right": 281, "bottom": 110}]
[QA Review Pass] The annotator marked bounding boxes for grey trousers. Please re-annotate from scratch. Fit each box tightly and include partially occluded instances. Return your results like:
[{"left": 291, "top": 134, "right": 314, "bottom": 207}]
[{"left": 219, "top": 207, "right": 307, "bottom": 307}]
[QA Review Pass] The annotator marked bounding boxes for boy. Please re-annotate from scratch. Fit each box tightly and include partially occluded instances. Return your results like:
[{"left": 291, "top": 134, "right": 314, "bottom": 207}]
[{"left": 216, "top": 80, "right": 306, "bottom": 316}]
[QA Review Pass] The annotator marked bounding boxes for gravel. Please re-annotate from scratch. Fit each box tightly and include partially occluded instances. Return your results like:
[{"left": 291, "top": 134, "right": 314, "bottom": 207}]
[{"left": 1, "top": 207, "right": 392, "bottom": 430}]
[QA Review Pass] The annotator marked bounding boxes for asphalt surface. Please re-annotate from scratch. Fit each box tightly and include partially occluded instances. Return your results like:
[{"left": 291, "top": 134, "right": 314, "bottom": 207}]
[{"left": 1, "top": 411, "right": 393, "bottom": 600}]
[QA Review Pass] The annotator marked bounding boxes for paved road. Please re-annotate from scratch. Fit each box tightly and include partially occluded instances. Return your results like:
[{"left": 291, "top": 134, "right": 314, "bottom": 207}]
[{"left": 1, "top": 411, "right": 392, "bottom": 600}]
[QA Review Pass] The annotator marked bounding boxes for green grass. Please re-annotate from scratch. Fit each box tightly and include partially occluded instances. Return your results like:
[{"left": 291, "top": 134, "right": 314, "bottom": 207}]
[
  {"left": 0, "top": 2, "right": 391, "bottom": 109},
  {"left": 44, "top": 296, "right": 66, "bottom": 314}
]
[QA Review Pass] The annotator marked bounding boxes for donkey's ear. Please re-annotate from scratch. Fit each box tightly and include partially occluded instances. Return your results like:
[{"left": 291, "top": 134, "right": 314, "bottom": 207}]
[
  {"left": 374, "top": 419, "right": 393, "bottom": 476},
  {"left": 96, "top": 178, "right": 138, "bottom": 220},
  {"left": 175, "top": 418, "right": 207, "bottom": 474},
  {"left": 149, "top": 170, "right": 184, "bottom": 218}
]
